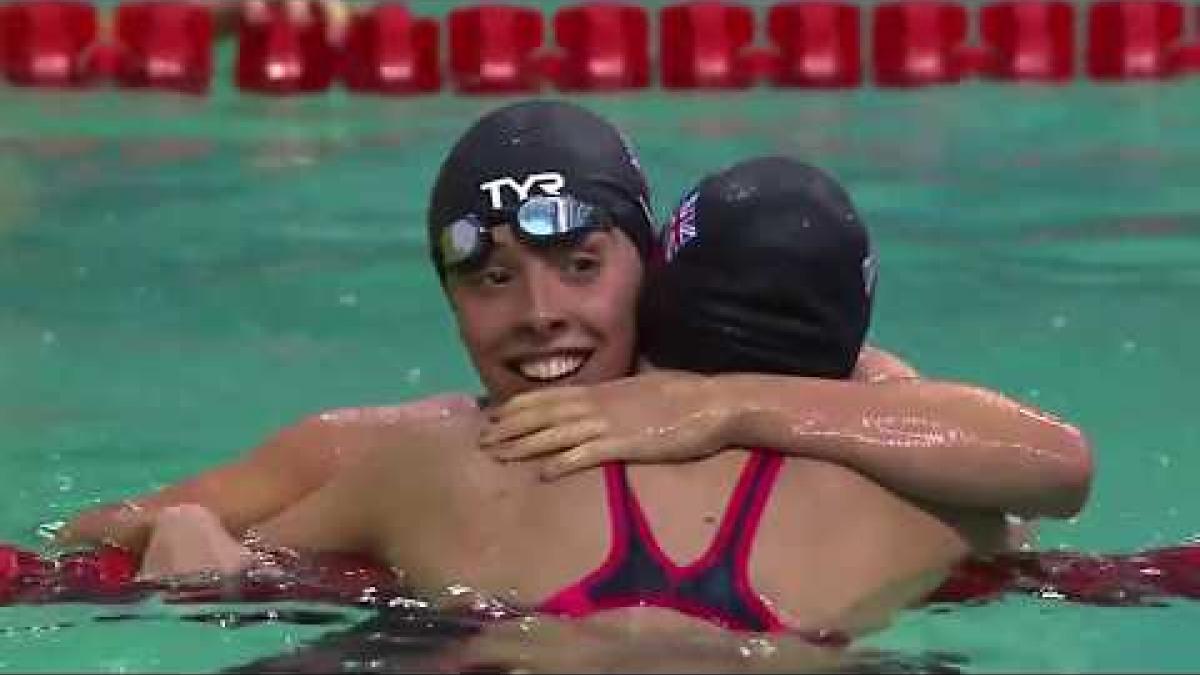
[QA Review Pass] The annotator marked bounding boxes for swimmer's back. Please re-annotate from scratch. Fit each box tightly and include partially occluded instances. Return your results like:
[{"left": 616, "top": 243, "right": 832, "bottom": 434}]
[{"left": 361, "top": 412, "right": 997, "bottom": 633}]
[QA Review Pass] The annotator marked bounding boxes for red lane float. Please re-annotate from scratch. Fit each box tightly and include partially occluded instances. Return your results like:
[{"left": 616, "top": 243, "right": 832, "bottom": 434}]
[
  {"left": 6, "top": 1, "right": 1200, "bottom": 93},
  {"left": 114, "top": 1, "right": 213, "bottom": 93},
  {"left": 5, "top": 541, "right": 1200, "bottom": 610},
  {"left": 978, "top": 1, "right": 1074, "bottom": 82},
  {"left": 660, "top": 1, "right": 756, "bottom": 89},
  {"left": 766, "top": 2, "right": 861, "bottom": 88},
  {"left": 928, "top": 544, "right": 1200, "bottom": 606},
  {"left": 550, "top": 3, "right": 650, "bottom": 91},
  {"left": 1087, "top": 0, "right": 1185, "bottom": 80},
  {"left": 235, "top": 0, "right": 335, "bottom": 94},
  {"left": 0, "top": 542, "right": 404, "bottom": 607},
  {"left": 872, "top": 0, "right": 970, "bottom": 87},
  {"left": 7, "top": 538, "right": 1200, "bottom": 607},
  {"left": 1179, "top": 4, "right": 1200, "bottom": 73},
  {"left": 448, "top": 5, "right": 543, "bottom": 94},
  {"left": 342, "top": 2, "right": 439, "bottom": 94},
  {"left": 0, "top": 0, "right": 97, "bottom": 87}
]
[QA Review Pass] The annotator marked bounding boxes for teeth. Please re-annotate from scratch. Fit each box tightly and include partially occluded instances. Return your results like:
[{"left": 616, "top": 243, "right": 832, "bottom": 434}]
[{"left": 517, "top": 355, "right": 586, "bottom": 382}]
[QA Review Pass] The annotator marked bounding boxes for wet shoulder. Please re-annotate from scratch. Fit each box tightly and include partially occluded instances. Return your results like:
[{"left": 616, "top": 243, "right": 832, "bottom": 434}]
[
  {"left": 316, "top": 393, "right": 481, "bottom": 429},
  {"left": 263, "top": 394, "right": 481, "bottom": 481}
]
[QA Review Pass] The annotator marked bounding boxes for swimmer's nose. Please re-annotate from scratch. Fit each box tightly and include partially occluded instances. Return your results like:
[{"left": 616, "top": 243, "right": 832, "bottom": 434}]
[
  {"left": 517, "top": 268, "right": 571, "bottom": 338},
  {"left": 524, "top": 310, "right": 569, "bottom": 337}
]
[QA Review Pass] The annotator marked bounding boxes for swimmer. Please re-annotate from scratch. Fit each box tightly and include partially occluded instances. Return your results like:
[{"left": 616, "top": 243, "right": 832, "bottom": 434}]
[
  {"left": 137, "top": 151, "right": 1061, "bottom": 645},
  {"left": 58, "top": 101, "right": 1090, "bottom": 567}
]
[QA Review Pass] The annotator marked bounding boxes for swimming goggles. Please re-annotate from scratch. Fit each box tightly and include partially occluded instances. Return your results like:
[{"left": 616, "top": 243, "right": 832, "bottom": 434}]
[{"left": 438, "top": 194, "right": 612, "bottom": 271}]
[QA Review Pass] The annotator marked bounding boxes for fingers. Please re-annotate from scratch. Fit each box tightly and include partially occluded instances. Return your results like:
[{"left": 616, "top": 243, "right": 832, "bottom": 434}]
[
  {"left": 481, "top": 400, "right": 591, "bottom": 446},
  {"left": 539, "top": 440, "right": 628, "bottom": 481},
  {"left": 486, "top": 418, "right": 608, "bottom": 462},
  {"left": 487, "top": 386, "right": 583, "bottom": 419}
]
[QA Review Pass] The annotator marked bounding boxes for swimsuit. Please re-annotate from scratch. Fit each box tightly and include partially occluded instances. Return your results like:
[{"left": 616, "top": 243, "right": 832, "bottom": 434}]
[{"left": 538, "top": 452, "right": 787, "bottom": 632}]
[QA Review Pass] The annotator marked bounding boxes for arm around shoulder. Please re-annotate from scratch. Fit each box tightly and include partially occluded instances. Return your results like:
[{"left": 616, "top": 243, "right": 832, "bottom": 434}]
[{"left": 719, "top": 364, "right": 1093, "bottom": 520}]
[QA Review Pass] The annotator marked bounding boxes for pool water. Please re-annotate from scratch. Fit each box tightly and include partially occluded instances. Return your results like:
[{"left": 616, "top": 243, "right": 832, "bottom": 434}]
[{"left": 3, "top": 35, "right": 1200, "bottom": 673}]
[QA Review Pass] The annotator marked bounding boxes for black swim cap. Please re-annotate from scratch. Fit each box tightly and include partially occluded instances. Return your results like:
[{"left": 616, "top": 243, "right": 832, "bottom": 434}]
[
  {"left": 639, "top": 156, "right": 876, "bottom": 380},
  {"left": 427, "top": 100, "right": 655, "bottom": 275}
]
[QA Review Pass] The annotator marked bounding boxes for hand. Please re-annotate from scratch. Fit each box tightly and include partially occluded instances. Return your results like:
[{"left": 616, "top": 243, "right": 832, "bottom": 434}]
[
  {"left": 137, "top": 505, "right": 251, "bottom": 581},
  {"left": 55, "top": 500, "right": 157, "bottom": 552},
  {"left": 480, "top": 370, "right": 737, "bottom": 480}
]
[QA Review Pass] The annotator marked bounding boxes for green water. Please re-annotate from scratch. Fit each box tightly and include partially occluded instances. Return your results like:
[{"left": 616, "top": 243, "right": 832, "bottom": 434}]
[{"left": 2, "top": 73, "right": 1200, "bottom": 671}]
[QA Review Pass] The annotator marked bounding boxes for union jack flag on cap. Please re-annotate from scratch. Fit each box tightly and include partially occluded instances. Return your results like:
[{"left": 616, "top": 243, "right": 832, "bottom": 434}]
[{"left": 663, "top": 188, "right": 700, "bottom": 262}]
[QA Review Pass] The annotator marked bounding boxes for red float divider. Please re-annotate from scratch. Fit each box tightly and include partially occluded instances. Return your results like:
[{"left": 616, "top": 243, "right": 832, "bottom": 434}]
[
  {"left": 977, "top": 1, "right": 1074, "bottom": 82},
  {"left": 0, "top": 0, "right": 98, "bottom": 88},
  {"left": 1175, "top": 44, "right": 1200, "bottom": 74},
  {"left": 1180, "top": 4, "right": 1200, "bottom": 73},
  {"left": 872, "top": 1, "right": 970, "bottom": 87},
  {"left": 11, "top": 0, "right": 1200, "bottom": 94},
  {"left": 549, "top": 2, "right": 650, "bottom": 91},
  {"left": 447, "top": 5, "right": 543, "bottom": 94},
  {"left": 766, "top": 2, "right": 861, "bottom": 88},
  {"left": 660, "top": 2, "right": 756, "bottom": 89},
  {"left": 235, "top": 0, "right": 335, "bottom": 94},
  {"left": 341, "top": 2, "right": 439, "bottom": 94},
  {"left": 0, "top": 542, "right": 410, "bottom": 608},
  {"left": 1087, "top": 0, "right": 1185, "bottom": 80},
  {"left": 113, "top": 1, "right": 213, "bottom": 93}
]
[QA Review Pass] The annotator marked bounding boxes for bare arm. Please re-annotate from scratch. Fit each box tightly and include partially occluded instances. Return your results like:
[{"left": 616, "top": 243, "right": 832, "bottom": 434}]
[
  {"left": 137, "top": 462, "right": 379, "bottom": 581},
  {"left": 57, "top": 393, "right": 477, "bottom": 553},
  {"left": 136, "top": 418, "right": 454, "bottom": 580},
  {"left": 136, "top": 438, "right": 405, "bottom": 580},
  {"left": 248, "top": 452, "right": 385, "bottom": 556},
  {"left": 56, "top": 412, "right": 345, "bottom": 553},
  {"left": 482, "top": 346, "right": 1092, "bottom": 520},
  {"left": 720, "top": 372, "right": 1092, "bottom": 519}
]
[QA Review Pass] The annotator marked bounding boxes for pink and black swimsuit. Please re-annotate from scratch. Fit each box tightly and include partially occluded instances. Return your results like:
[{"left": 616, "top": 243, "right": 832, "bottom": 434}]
[{"left": 538, "top": 452, "right": 788, "bottom": 632}]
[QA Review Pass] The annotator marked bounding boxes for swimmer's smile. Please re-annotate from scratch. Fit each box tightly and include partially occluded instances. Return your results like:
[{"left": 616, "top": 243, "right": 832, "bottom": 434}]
[{"left": 509, "top": 351, "right": 591, "bottom": 384}]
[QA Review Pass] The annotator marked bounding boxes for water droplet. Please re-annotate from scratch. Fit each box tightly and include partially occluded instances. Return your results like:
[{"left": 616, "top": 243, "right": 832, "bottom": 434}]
[{"left": 36, "top": 520, "right": 65, "bottom": 540}]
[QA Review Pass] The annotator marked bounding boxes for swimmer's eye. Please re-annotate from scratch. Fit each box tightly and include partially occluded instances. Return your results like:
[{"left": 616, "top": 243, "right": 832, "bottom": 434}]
[
  {"left": 563, "top": 252, "right": 602, "bottom": 279},
  {"left": 481, "top": 265, "right": 515, "bottom": 287},
  {"left": 453, "top": 263, "right": 513, "bottom": 289}
]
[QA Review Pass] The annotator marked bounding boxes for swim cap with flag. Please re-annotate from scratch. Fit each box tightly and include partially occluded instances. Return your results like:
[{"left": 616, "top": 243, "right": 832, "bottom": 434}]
[
  {"left": 427, "top": 100, "right": 655, "bottom": 275},
  {"left": 639, "top": 156, "right": 876, "bottom": 379}
]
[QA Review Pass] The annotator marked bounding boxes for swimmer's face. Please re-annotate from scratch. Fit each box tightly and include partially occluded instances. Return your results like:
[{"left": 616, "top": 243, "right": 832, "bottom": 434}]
[{"left": 444, "top": 225, "right": 643, "bottom": 404}]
